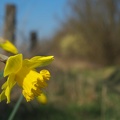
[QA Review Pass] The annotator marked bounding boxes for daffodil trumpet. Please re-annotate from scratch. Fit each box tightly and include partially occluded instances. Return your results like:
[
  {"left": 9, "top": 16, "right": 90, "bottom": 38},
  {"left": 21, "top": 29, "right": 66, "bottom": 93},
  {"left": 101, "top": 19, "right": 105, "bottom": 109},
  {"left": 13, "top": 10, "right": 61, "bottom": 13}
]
[{"left": 0, "top": 54, "right": 54, "bottom": 103}]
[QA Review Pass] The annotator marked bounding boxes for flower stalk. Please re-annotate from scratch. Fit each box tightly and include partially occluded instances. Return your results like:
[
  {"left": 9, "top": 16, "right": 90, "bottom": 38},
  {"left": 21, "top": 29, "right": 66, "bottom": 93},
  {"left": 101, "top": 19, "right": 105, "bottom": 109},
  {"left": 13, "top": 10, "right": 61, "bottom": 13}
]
[{"left": 8, "top": 94, "right": 23, "bottom": 120}]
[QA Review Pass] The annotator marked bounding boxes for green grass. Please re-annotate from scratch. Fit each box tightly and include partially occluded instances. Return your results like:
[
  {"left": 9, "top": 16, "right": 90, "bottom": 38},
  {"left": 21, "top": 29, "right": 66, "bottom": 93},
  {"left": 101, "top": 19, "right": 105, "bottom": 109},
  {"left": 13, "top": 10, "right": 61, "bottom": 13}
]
[
  {"left": 13, "top": 100, "right": 120, "bottom": 120},
  {"left": 13, "top": 103, "right": 101, "bottom": 120}
]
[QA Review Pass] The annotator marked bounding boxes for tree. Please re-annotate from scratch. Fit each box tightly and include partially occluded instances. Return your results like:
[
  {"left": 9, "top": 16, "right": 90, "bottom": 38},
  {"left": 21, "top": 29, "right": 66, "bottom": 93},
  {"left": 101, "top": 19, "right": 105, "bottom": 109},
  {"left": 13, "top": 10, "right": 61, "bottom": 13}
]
[{"left": 64, "top": 0, "right": 120, "bottom": 65}]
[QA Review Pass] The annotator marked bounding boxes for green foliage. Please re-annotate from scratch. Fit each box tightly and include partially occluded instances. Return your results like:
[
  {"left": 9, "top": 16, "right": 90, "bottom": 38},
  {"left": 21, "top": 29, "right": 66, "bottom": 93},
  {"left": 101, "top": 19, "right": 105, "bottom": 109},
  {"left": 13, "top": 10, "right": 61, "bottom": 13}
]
[
  {"left": 13, "top": 103, "right": 101, "bottom": 120},
  {"left": 60, "top": 34, "right": 90, "bottom": 58},
  {"left": 0, "top": 71, "right": 3, "bottom": 78}
]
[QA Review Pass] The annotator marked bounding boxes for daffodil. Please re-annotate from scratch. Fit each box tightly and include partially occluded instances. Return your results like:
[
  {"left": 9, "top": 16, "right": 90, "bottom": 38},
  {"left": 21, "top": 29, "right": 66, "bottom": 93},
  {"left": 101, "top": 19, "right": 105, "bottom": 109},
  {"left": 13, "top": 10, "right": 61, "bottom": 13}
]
[
  {"left": 0, "top": 38, "right": 18, "bottom": 54},
  {"left": 37, "top": 93, "right": 47, "bottom": 104},
  {"left": 0, "top": 54, "right": 54, "bottom": 103}
]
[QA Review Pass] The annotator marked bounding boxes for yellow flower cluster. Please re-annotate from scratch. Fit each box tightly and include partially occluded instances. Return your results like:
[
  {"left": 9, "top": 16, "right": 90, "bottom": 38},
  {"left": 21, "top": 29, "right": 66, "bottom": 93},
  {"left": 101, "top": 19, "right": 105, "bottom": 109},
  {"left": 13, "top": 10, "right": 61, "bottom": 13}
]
[{"left": 0, "top": 39, "right": 54, "bottom": 103}]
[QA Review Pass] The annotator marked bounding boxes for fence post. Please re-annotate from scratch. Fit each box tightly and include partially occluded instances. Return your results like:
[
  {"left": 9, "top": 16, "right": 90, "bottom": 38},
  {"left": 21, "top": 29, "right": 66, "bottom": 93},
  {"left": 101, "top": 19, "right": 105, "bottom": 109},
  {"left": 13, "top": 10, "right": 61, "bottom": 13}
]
[
  {"left": 4, "top": 4, "right": 16, "bottom": 43},
  {"left": 30, "top": 32, "right": 37, "bottom": 51}
]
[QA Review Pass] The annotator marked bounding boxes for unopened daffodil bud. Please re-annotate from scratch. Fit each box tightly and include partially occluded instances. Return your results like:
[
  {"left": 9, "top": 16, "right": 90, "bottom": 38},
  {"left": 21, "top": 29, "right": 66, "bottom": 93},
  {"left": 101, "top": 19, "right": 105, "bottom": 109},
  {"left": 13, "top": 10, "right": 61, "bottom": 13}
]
[{"left": 37, "top": 93, "right": 47, "bottom": 104}]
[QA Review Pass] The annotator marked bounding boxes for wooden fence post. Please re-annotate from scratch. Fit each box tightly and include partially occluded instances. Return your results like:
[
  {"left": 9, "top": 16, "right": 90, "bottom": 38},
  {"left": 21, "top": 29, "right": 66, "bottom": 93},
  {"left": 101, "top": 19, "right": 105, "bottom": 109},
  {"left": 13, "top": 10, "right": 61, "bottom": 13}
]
[
  {"left": 4, "top": 4, "right": 16, "bottom": 43},
  {"left": 30, "top": 32, "right": 37, "bottom": 51}
]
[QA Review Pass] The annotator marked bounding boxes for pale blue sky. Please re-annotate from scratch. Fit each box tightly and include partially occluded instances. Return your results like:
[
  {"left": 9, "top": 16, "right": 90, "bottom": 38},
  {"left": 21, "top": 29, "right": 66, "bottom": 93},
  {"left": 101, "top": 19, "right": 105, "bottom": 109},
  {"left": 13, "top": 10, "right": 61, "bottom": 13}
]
[{"left": 0, "top": 0, "right": 67, "bottom": 41}]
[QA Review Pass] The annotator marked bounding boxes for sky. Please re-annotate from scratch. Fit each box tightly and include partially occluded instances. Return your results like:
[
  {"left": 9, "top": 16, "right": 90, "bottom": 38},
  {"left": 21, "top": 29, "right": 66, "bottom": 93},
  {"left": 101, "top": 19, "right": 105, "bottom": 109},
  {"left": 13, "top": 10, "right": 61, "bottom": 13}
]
[{"left": 0, "top": 0, "right": 67, "bottom": 42}]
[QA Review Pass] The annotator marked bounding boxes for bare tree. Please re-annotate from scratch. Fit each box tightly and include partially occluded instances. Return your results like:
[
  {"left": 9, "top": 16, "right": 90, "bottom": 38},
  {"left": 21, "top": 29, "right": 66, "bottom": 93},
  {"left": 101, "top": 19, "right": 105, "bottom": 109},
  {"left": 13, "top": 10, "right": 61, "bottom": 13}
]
[{"left": 64, "top": 0, "right": 120, "bottom": 65}]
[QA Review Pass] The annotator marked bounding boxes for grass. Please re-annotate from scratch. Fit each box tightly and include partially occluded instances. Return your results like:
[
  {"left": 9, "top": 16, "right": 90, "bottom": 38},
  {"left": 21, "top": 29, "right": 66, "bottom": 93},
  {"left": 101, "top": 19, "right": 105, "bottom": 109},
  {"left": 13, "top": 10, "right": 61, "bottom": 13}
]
[
  {"left": 13, "top": 99, "right": 120, "bottom": 120},
  {"left": 13, "top": 103, "right": 101, "bottom": 120}
]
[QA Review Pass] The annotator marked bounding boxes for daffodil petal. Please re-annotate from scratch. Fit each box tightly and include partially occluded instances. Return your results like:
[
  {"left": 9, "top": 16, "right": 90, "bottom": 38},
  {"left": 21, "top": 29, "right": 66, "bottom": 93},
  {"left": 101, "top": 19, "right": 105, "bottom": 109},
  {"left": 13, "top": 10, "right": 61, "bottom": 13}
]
[
  {"left": 0, "top": 40, "right": 18, "bottom": 54},
  {"left": 1, "top": 81, "right": 7, "bottom": 89},
  {"left": 0, "top": 74, "right": 16, "bottom": 103},
  {"left": 23, "top": 56, "right": 54, "bottom": 69},
  {"left": 5, "top": 74, "right": 16, "bottom": 103},
  {"left": 4, "top": 54, "right": 22, "bottom": 77}
]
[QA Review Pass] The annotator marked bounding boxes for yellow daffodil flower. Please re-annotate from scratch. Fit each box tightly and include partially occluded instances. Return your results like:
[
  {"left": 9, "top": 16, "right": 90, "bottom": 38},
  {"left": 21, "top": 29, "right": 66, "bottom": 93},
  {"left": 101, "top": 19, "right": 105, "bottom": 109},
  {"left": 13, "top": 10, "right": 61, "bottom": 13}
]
[
  {"left": 37, "top": 93, "right": 47, "bottom": 104},
  {"left": 0, "top": 54, "right": 54, "bottom": 103},
  {"left": 0, "top": 39, "right": 18, "bottom": 54}
]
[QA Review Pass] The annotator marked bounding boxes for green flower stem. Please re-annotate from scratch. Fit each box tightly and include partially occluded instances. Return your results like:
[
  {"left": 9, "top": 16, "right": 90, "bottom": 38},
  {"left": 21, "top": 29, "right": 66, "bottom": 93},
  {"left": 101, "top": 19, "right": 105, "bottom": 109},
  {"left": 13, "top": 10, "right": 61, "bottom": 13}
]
[{"left": 8, "top": 94, "right": 23, "bottom": 120}]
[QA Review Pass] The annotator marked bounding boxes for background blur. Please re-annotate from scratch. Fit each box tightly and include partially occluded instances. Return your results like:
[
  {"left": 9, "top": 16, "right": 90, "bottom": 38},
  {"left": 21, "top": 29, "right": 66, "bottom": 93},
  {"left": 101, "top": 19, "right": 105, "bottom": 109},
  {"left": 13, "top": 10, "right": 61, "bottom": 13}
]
[{"left": 0, "top": 0, "right": 120, "bottom": 120}]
